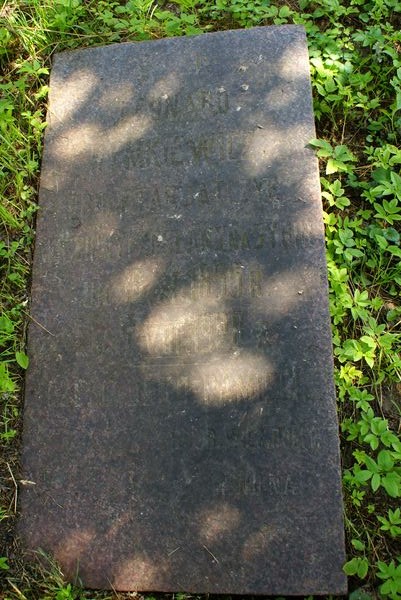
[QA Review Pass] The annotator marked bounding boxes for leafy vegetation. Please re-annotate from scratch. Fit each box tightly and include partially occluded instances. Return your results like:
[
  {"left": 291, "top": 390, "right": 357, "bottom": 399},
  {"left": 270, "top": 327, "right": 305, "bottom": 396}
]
[{"left": 1, "top": 0, "right": 400, "bottom": 598}]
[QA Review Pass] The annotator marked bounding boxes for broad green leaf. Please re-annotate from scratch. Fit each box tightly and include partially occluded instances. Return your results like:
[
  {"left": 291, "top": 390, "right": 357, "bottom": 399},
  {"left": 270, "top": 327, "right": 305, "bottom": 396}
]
[
  {"left": 343, "top": 557, "right": 359, "bottom": 576},
  {"left": 16, "top": 351, "right": 29, "bottom": 370},
  {"left": 377, "top": 450, "right": 394, "bottom": 471},
  {"left": 309, "top": 138, "right": 332, "bottom": 152},
  {"left": 379, "top": 580, "right": 392, "bottom": 595},
  {"left": 382, "top": 473, "right": 400, "bottom": 498},
  {"left": 364, "top": 455, "right": 379, "bottom": 473},
  {"left": 385, "top": 227, "right": 400, "bottom": 242},
  {"left": 0, "top": 315, "right": 14, "bottom": 333},
  {"left": 364, "top": 355, "right": 375, "bottom": 368},
  {"left": 387, "top": 246, "right": 401, "bottom": 258},
  {"left": 360, "top": 335, "right": 376, "bottom": 350},
  {"left": 354, "top": 469, "right": 372, "bottom": 483},
  {"left": 326, "top": 158, "right": 339, "bottom": 174},
  {"left": 389, "top": 508, "right": 401, "bottom": 521},
  {"left": 351, "top": 539, "right": 366, "bottom": 551},
  {"left": 357, "top": 558, "right": 369, "bottom": 579},
  {"left": 279, "top": 5, "right": 292, "bottom": 17},
  {"left": 331, "top": 179, "right": 344, "bottom": 195},
  {"left": 371, "top": 472, "right": 381, "bottom": 492}
]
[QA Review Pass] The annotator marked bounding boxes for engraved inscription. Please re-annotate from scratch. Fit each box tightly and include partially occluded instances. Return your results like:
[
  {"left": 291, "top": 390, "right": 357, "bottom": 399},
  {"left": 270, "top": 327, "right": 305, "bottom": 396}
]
[
  {"left": 122, "top": 132, "right": 243, "bottom": 168},
  {"left": 187, "top": 266, "right": 263, "bottom": 301},
  {"left": 134, "top": 87, "right": 229, "bottom": 121},
  {"left": 136, "top": 311, "right": 238, "bottom": 356},
  {"left": 22, "top": 28, "right": 346, "bottom": 595},
  {"left": 205, "top": 425, "right": 321, "bottom": 453},
  {"left": 93, "top": 178, "right": 280, "bottom": 213},
  {"left": 216, "top": 473, "right": 297, "bottom": 498},
  {"left": 116, "top": 221, "right": 315, "bottom": 260}
]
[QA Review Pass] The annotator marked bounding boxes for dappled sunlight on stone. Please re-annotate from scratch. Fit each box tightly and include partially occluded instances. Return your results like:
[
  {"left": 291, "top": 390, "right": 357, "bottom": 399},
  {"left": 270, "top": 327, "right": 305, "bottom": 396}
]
[
  {"left": 19, "top": 26, "right": 347, "bottom": 594},
  {"left": 136, "top": 263, "right": 263, "bottom": 358},
  {"left": 252, "top": 268, "right": 320, "bottom": 319},
  {"left": 51, "top": 115, "right": 152, "bottom": 160},
  {"left": 113, "top": 555, "right": 160, "bottom": 590},
  {"left": 136, "top": 267, "right": 242, "bottom": 357},
  {"left": 199, "top": 502, "right": 241, "bottom": 543},
  {"left": 275, "top": 156, "right": 323, "bottom": 203},
  {"left": 51, "top": 123, "right": 98, "bottom": 159},
  {"left": 54, "top": 528, "right": 95, "bottom": 575},
  {"left": 50, "top": 68, "right": 98, "bottom": 122},
  {"left": 244, "top": 126, "right": 281, "bottom": 176},
  {"left": 105, "top": 115, "right": 152, "bottom": 155},
  {"left": 148, "top": 72, "right": 181, "bottom": 100},
  {"left": 190, "top": 352, "right": 274, "bottom": 405},
  {"left": 138, "top": 307, "right": 229, "bottom": 356},
  {"left": 98, "top": 81, "right": 135, "bottom": 109},
  {"left": 110, "top": 259, "right": 165, "bottom": 304},
  {"left": 242, "top": 524, "right": 279, "bottom": 560},
  {"left": 137, "top": 263, "right": 266, "bottom": 357},
  {"left": 136, "top": 264, "right": 274, "bottom": 405},
  {"left": 279, "top": 43, "right": 309, "bottom": 80},
  {"left": 292, "top": 169, "right": 326, "bottom": 225},
  {"left": 244, "top": 124, "right": 308, "bottom": 177}
]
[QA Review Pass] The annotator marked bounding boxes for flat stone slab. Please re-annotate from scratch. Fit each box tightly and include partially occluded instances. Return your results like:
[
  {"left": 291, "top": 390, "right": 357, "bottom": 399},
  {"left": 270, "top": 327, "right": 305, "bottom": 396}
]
[{"left": 19, "top": 26, "right": 347, "bottom": 594}]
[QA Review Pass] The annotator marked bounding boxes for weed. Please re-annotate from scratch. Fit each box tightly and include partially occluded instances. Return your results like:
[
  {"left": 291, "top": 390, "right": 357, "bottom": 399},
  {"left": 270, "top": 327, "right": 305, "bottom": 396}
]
[
  {"left": 377, "top": 559, "right": 401, "bottom": 600},
  {"left": 378, "top": 508, "right": 401, "bottom": 538}
]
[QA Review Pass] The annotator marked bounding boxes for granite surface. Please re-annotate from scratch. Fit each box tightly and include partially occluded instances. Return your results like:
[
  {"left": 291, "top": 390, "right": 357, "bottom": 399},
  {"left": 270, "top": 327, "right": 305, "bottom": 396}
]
[{"left": 18, "top": 26, "right": 347, "bottom": 594}]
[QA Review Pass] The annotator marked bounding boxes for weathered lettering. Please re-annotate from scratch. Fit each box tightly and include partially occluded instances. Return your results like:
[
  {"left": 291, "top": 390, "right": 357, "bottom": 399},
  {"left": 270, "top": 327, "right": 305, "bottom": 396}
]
[{"left": 20, "top": 27, "right": 346, "bottom": 595}]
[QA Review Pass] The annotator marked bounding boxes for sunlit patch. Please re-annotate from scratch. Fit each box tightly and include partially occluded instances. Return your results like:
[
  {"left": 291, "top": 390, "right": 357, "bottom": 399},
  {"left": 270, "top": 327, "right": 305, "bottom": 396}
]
[
  {"left": 242, "top": 524, "right": 278, "bottom": 560},
  {"left": 253, "top": 267, "right": 321, "bottom": 319},
  {"left": 113, "top": 555, "right": 159, "bottom": 590},
  {"left": 190, "top": 352, "right": 274, "bottom": 405},
  {"left": 244, "top": 123, "right": 312, "bottom": 177},
  {"left": 98, "top": 82, "right": 134, "bottom": 109},
  {"left": 137, "top": 306, "right": 229, "bottom": 356},
  {"left": 137, "top": 263, "right": 267, "bottom": 357},
  {"left": 244, "top": 127, "right": 281, "bottom": 176},
  {"left": 272, "top": 144, "right": 321, "bottom": 194},
  {"left": 137, "top": 265, "right": 274, "bottom": 404},
  {"left": 148, "top": 72, "right": 181, "bottom": 100},
  {"left": 105, "top": 115, "right": 152, "bottom": 154},
  {"left": 55, "top": 528, "right": 95, "bottom": 574},
  {"left": 199, "top": 502, "right": 241, "bottom": 542},
  {"left": 51, "top": 116, "right": 151, "bottom": 160},
  {"left": 291, "top": 168, "right": 322, "bottom": 214},
  {"left": 51, "top": 69, "right": 98, "bottom": 122},
  {"left": 110, "top": 259, "right": 164, "bottom": 304},
  {"left": 39, "top": 168, "right": 64, "bottom": 193},
  {"left": 51, "top": 123, "right": 99, "bottom": 159},
  {"left": 278, "top": 43, "right": 308, "bottom": 79}
]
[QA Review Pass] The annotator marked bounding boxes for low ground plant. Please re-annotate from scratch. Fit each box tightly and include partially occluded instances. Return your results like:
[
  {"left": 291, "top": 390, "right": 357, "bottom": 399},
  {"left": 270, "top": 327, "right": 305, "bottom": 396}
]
[{"left": 0, "top": 0, "right": 400, "bottom": 598}]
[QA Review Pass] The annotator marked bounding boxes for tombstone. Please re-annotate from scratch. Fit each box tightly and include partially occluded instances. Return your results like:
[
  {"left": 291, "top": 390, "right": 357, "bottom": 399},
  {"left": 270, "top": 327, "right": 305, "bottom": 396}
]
[{"left": 19, "top": 26, "right": 347, "bottom": 594}]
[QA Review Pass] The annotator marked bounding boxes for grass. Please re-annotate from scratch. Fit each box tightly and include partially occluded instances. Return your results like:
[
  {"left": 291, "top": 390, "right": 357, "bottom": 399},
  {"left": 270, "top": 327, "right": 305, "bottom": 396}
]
[{"left": 1, "top": 0, "right": 401, "bottom": 598}]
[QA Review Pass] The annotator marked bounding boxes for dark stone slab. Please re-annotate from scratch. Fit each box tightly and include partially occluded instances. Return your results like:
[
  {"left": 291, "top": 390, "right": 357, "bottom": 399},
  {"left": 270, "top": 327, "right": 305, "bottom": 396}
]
[{"left": 19, "top": 26, "right": 347, "bottom": 594}]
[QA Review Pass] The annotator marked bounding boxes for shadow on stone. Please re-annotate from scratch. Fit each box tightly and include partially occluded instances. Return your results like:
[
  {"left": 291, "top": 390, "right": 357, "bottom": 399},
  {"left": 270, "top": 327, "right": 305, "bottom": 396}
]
[{"left": 19, "top": 26, "right": 347, "bottom": 595}]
